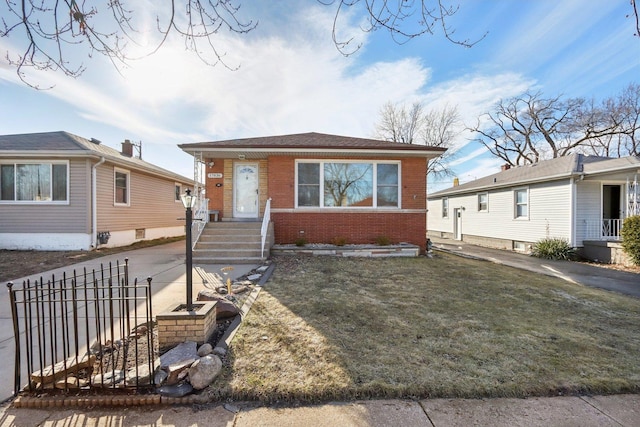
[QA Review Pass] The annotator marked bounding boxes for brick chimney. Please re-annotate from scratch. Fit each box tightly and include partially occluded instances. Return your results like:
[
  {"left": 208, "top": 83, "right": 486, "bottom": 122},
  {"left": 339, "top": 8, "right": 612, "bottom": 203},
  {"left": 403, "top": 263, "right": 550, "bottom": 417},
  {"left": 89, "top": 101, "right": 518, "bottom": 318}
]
[
  {"left": 501, "top": 164, "right": 511, "bottom": 171},
  {"left": 453, "top": 177, "right": 459, "bottom": 186},
  {"left": 121, "top": 139, "right": 133, "bottom": 157}
]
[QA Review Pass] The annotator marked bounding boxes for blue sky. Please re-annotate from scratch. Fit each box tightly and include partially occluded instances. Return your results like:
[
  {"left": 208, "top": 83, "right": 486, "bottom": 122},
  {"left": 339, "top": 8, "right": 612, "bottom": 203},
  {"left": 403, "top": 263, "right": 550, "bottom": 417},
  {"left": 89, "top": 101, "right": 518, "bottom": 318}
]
[{"left": 1, "top": 1, "right": 638, "bottom": 192}]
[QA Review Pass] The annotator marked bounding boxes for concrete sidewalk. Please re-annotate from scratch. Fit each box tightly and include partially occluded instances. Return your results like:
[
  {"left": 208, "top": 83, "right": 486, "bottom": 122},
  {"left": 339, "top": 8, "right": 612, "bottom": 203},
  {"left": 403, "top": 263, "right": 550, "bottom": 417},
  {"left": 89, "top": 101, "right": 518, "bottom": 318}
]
[
  {"left": 430, "top": 237, "right": 640, "bottom": 298},
  {"left": 1, "top": 394, "right": 639, "bottom": 426}
]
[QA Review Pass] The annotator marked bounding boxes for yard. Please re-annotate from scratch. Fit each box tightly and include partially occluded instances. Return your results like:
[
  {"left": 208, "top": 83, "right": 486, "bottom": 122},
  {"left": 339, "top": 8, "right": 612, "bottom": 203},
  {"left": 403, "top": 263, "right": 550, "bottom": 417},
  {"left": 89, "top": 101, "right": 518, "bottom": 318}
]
[{"left": 205, "top": 252, "right": 640, "bottom": 402}]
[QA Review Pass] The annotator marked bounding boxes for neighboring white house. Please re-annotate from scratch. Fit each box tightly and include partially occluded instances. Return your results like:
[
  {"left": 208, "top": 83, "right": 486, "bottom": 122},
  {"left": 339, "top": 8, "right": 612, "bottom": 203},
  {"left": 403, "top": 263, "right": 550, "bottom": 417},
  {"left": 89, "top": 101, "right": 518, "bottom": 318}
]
[{"left": 427, "top": 154, "right": 640, "bottom": 263}]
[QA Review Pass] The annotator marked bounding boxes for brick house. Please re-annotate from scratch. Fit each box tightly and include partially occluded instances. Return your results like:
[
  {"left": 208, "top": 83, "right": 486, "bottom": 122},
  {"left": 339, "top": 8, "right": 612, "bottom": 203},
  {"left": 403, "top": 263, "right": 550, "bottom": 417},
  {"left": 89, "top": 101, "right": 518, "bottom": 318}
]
[{"left": 179, "top": 133, "right": 444, "bottom": 260}]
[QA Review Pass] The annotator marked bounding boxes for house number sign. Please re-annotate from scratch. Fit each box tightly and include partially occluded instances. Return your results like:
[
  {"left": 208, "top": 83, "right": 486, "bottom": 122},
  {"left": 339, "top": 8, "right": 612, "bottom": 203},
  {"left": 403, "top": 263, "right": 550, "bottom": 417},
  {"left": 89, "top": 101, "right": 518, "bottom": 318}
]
[{"left": 207, "top": 173, "right": 223, "bottom": 179}]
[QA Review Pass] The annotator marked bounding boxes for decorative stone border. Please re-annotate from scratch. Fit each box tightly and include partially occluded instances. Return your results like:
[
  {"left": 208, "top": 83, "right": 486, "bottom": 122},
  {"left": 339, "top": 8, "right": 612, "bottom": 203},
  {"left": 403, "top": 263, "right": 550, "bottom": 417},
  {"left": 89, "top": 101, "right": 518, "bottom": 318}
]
[{"left": 271, "top": 243, "right": 420, "bottom": 258}]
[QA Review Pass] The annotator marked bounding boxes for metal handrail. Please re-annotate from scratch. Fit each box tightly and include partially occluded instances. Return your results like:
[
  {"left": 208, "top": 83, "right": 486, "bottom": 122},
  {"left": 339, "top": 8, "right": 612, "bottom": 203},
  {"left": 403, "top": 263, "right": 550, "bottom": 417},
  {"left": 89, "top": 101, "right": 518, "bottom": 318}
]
[
  {"left": 192, "top": 197, "right": 209, "bottom": 249},
  {"left": 261, "top": 198, "right": 272, "bottom": 258}
]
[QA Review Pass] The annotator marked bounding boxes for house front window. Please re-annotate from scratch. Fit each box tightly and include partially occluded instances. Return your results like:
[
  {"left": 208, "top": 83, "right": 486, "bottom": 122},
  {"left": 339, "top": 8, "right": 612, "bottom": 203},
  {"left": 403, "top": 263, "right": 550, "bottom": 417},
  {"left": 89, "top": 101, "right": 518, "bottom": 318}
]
[
  {"left": 296, "top": 161, "right": 400, "bottom": 208},
  {"left": 114, "top": 169, "right": 130, "bottom": 205},
  {"left": 0, "top": 161, "right": 68, "bottom": 203},
  {"left": 478, "top": 192, "right": 488, "bottom": 212},
  {"left": 175, "top": 184, "right": 182, "bottom": 202},
  {"left": 442, "top": 197, "right": 449, "bottom": 218},
  {"left": 514, "top": 188, "right": 528, "bottom": 218}
]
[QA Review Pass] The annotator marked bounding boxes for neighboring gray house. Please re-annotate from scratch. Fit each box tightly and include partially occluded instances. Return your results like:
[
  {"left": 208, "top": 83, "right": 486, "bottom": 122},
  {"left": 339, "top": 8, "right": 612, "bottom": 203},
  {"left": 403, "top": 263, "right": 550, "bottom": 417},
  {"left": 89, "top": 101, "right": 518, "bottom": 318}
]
[
  {"left": 427, "top": 154, "right": 640, "bottom": 263},
  {"left": 0, "top": 131, "right": 194, "bottom": 250}
]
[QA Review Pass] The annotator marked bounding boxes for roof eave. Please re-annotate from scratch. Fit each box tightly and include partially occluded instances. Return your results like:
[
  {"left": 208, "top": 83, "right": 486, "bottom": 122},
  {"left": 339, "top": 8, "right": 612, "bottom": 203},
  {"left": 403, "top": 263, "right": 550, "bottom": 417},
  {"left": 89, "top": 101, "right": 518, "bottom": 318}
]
[
  {"left": 428, "top": 172, "right": 577, "bottom": 198},
  {"left": 179, "top": 146, "right": 445, "bottom": 159}
]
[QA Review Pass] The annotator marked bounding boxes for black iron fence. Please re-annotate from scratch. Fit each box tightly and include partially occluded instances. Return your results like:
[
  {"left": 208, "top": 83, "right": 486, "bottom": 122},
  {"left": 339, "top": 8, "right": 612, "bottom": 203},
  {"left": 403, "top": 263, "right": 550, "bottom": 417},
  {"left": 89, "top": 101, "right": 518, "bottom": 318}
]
[{"left": 7, "top": 259, "right": 155, "bottom": 396}]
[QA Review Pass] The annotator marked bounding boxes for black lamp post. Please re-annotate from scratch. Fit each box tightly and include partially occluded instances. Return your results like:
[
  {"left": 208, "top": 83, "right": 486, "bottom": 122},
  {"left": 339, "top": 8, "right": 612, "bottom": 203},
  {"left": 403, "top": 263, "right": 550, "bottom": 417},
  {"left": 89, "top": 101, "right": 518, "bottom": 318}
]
[{"left": 181, "top": 189, "right": 197, "bottom": 311}]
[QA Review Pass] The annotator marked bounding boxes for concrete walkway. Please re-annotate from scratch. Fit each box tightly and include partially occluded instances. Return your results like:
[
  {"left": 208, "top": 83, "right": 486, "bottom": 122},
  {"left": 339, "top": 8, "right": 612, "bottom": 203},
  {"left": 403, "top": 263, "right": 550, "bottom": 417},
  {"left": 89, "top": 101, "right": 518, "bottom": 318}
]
[
  {"left": 430, "top": 237, "right": 640, "bottom": 298},
  {"left": 1, "top": 394, "right": 639, "bottom": 426}
]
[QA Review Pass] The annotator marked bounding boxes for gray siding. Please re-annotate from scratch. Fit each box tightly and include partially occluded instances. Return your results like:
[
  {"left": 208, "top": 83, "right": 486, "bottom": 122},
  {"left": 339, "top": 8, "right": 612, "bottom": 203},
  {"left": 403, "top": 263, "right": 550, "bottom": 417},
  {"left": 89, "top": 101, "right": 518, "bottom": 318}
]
[{"left": 0, "top": 158, "right": 91, "bottom": 233}]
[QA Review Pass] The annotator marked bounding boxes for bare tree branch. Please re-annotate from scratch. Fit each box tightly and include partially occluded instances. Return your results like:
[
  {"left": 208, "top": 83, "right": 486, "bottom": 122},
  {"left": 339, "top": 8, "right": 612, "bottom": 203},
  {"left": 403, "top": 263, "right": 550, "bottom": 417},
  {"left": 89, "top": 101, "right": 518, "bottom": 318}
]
[
  {"left": 375, "top": 101, "right": 460, "bottom": 178},
  {"left": 1, "top": 1, "right": 257, "bottom": 88},
  {"left": 470, "top": 88, "right": 638, "bottom": 166},
  {"left": 318, "top": 0, "right": 487, "bottom": 56}
]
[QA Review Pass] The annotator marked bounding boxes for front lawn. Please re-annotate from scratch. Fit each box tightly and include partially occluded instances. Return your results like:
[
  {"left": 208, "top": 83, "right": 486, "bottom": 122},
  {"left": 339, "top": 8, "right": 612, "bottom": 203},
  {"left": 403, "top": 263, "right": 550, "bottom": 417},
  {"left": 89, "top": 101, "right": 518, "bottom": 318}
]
[{"left": 206, "top": 253, "right": 640, "bottom": 402}]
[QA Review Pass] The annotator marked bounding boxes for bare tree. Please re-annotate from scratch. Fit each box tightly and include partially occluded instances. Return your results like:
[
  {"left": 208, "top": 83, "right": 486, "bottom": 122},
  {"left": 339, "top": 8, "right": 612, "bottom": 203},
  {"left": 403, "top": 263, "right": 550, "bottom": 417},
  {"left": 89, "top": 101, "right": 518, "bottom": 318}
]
[
  {"left": 375, "top": 101, "right": 460, "bottom": 178},
  {"left": 1, "top": 1, "right": 257, "bottom": 88},
  {"left": 318, "top": 0, "right": 487, "bottom": 55},
  {"left": 469, "top": 90, "right": 630, "bottom": 166}
]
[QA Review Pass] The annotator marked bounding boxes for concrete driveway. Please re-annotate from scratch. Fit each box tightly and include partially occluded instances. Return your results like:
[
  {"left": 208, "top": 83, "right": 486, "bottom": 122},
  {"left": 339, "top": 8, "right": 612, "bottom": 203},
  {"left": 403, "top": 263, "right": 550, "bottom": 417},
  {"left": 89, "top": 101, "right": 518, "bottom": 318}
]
[
  {"left": 0, "top": 241, "right": 258, "bottom": 403},
  {"left": 430, "top": 237, "right": 640, "bottom": 298}
]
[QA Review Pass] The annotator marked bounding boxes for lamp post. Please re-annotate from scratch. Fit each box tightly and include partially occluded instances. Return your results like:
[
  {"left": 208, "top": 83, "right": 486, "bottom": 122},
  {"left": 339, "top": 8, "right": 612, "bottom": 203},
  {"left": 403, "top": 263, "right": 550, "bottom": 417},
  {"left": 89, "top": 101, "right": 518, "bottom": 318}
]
[{"left": 181, "top": 189, "right": 197, "bottom": 311}]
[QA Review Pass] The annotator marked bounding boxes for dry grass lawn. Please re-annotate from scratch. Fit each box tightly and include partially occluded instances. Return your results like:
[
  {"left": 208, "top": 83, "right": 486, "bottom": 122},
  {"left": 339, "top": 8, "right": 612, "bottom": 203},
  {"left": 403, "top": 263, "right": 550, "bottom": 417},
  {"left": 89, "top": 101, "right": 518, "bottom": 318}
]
[{"left": 206, "top": 252, "right": 640, "bottom": 403}]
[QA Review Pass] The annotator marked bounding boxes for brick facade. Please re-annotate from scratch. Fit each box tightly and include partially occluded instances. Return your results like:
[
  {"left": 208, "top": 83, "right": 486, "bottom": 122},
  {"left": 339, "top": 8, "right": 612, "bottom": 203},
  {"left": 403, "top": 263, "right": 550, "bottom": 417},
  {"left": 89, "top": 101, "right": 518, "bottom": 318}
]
[{"left": 204, "top": 154, "right": 429, "bottom": 251}]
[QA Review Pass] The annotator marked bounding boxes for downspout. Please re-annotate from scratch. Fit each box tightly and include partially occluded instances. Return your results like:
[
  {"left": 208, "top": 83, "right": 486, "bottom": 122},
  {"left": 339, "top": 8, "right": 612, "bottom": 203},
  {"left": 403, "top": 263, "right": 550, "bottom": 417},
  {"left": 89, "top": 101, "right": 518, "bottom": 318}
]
[{"left": 92, "top": 157, "right": 106, "bottom": 248}]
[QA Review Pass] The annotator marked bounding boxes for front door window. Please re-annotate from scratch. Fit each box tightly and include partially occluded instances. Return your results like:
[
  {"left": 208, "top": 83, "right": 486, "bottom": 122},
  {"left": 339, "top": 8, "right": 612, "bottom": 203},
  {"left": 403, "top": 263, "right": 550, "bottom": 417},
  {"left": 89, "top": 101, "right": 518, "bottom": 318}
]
[{"left": 234, "top": 163, "right": 259, "bottom": 218}]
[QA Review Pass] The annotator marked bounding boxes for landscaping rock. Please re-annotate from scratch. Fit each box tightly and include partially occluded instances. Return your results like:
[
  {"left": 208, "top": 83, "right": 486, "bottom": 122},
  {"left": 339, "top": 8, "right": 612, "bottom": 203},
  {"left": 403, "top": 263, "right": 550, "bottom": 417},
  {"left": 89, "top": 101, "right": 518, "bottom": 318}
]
[
  {"left": 213, "top": 346, "right": 227, "bottom": 357},
  {"left": 127, "top": 363, "right": 154, "bottom": 386},
  {"left": 157, "top": 381, "right": 193, "bottom": 397},
  {"left": 247, "top": 274, "right": 261, "bottom": 281},
  {"left": 165, "top": 359, "right": 196, "bottom": 386},
  {"left": 197, "top": 292, "right": 240, "bottom": 319},
  {"left": 188, "top": 355, "right": 222, "bottom": 390},
  {"left": 92, "top": 370, "right": 125, "bottom": 388},
  {"left": 197, "top": 343, "right": 213, "bottom": 357},
  {"left": 159, "top": 341, "right": 198, "bottom": 369},
  {"left": 154, "top": 369, "right": 168, "bottom": 386}
]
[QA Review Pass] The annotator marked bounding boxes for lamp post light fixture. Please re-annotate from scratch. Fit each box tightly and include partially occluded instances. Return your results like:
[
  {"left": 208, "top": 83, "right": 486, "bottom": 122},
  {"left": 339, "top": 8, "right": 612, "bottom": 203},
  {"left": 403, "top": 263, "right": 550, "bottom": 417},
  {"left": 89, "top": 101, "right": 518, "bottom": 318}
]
[{"left": 181, "top": 188, "right": 197, "bottom": 311}]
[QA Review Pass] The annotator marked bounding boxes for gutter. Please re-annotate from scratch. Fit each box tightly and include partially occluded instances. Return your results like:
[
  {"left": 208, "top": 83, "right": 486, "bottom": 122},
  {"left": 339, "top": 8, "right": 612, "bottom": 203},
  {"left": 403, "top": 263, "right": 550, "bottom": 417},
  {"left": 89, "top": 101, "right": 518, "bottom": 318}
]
[{"left": 91, "top": 157, "right": 106, "bottom": 248}]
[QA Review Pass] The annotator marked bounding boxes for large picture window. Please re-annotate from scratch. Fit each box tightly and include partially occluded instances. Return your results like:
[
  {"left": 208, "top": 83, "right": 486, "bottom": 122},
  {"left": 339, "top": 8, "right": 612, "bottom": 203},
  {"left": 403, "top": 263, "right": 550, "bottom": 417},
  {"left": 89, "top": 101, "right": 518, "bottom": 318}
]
[
  {"left": 296, "top": 161, "right": 400, "bottom": 208},
  {"left": 0, "top": 162, "right": 68, "bottom": 203}
]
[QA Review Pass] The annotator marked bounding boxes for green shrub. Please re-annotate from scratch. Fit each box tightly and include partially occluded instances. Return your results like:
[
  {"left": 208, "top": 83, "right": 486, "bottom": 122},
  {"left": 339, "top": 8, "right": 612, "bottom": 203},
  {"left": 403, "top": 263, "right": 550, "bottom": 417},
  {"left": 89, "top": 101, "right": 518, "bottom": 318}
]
[
  {"left": 374, "top": 235, "right": 391, "bottom": 246},
  {"left": 330, "top": 236, "right": 348, "bottom": 246},
  {"left": 294, "top": 237, "right": 307, "bottom": 247},
  {"left": 531, "top": 237, "right": 576, "bottom": 261},
  {"left": 621, "top": 215, "right": 640, "bottom": 265}
]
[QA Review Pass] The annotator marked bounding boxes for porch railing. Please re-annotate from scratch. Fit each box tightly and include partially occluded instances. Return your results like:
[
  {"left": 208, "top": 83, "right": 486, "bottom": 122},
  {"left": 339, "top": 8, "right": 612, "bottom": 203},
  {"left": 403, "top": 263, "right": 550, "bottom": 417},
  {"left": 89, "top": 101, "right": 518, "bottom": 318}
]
[
  {"left": 584, "top": 219, "right": 623, "bottom": 241},
  {"left": 261, "top": 198, "right": 272, "bottom": 258},
  {"left": 192, "top": 197, "right": 209, "bottom": 249}
]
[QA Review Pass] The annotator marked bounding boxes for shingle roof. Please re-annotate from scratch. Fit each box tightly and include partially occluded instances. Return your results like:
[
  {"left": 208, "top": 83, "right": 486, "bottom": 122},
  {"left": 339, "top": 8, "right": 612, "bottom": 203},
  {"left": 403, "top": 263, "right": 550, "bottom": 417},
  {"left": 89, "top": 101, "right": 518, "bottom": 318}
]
[
  {"left": 0, "top": 131, "right": 193, "bottom": 183},
  {"left": 179, "top": 132, "right": 446, "bottom": 157},
  {"left": 428, "top": 153, "right": 640, "bottom": 198}
]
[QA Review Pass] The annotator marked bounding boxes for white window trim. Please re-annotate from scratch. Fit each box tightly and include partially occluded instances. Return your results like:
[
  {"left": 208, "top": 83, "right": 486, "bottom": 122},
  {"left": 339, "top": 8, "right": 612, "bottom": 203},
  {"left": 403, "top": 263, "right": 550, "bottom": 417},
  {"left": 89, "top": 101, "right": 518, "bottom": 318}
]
[
  {"left": 294, "top": 159, "right": 402, "bottom": 209},
  {"left": 114, "top": 167, "right": 130, "bottom": 207},
  {"left": 514, "top": 187, "right": 529, "bottom": 219},
  {"left": 0, "top": 159, "right": 70, "bottom": 205},
  {"left": 442, "top": 197, "right": 449, "bottom": 218},
  {"left": 478, "top": 192, "right": 489, "bottom": 212}
]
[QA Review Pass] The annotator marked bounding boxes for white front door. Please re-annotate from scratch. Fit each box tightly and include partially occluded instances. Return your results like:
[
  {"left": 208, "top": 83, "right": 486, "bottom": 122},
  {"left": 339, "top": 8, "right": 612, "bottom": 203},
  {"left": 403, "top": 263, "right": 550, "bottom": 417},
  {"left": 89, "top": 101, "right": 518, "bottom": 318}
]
[{"left": 234, "top": 163, "right": 259, "bottom": 218}]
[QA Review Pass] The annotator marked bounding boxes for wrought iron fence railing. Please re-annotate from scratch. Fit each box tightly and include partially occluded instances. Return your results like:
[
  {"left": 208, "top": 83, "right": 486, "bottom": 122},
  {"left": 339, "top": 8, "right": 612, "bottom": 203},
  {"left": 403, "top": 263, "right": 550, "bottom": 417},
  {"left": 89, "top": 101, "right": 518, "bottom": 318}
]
[{"left": 7, "top": 259, "right": 155, "bottom": 396}]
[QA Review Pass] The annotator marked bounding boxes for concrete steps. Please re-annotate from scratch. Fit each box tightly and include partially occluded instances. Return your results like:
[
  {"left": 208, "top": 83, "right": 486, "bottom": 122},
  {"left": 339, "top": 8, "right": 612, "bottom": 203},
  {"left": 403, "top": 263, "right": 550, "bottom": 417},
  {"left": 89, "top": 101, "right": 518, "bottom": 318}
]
[{"left": 193, "top": 221, "right": 272, "bottom": 264}]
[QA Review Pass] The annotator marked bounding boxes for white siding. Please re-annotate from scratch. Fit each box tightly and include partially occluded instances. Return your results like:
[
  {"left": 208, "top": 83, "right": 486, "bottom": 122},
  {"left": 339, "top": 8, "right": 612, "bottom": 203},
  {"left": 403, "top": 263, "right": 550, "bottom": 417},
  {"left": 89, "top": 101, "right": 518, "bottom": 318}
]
[
  {"left": 428, "top": 179, "right": 573, "bottom": 244},
  {"left": 575, "top": 180, "right": 601, "bottom": 246}
]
